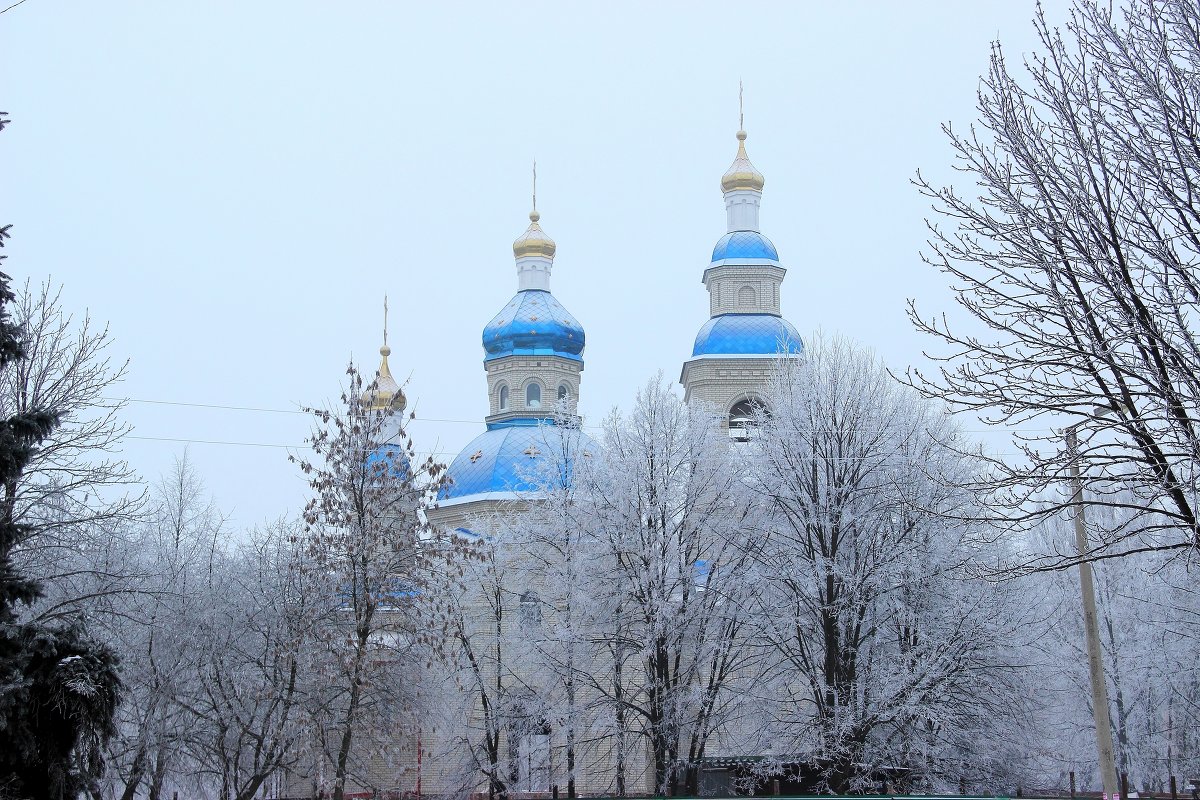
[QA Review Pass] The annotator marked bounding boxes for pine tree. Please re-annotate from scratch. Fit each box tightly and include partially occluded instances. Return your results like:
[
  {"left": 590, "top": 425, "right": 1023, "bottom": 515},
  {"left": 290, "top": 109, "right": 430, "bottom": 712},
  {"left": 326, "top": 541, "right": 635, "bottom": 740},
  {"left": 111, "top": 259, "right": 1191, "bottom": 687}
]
[{"left": 0, "top": 112, "right": 120, "bottom": 800}]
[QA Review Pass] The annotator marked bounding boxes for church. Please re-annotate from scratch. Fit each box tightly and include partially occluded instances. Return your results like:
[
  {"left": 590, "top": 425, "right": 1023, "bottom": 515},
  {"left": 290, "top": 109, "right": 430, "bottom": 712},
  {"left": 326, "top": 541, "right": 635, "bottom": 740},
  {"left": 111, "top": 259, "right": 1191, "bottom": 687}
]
[
  {"left": 317, "top": 119, "right": 805, "bottom": 799},
  {"left": 432, "top": 119, "right": 802, "bottom": 528}
]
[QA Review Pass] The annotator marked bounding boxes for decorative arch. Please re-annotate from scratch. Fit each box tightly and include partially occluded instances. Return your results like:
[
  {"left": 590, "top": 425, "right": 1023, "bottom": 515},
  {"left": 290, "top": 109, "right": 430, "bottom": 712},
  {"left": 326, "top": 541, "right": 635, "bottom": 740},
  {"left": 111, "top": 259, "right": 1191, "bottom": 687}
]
[
  {"left": 738, "top": 284, "right": 756, "bottom": 306},
  {"left": 557, "top": 383, "right": 570, "bottom": 402},
  {"left": 498, "top": 383, "right": 510, "bottom": 411},
  {"left": 728, "top": 395, "right": 769, "bottom": 442}
]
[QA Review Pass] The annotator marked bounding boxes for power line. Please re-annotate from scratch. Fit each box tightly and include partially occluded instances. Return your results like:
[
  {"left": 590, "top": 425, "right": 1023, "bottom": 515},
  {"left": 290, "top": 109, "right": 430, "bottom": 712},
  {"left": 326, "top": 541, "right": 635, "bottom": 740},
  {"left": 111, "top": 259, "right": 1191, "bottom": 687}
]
[
  {"left": 109, "top": 395, "right": 1065, "bottom": 435},
  {"left": 128, "top": 435, "right": 297, "bottom": 450},
  {"left": 110, "top": 396, "right": 527, "bottom": 427},
  {"left": 126, "top": 434, "right": 459, "bottom": 458}
]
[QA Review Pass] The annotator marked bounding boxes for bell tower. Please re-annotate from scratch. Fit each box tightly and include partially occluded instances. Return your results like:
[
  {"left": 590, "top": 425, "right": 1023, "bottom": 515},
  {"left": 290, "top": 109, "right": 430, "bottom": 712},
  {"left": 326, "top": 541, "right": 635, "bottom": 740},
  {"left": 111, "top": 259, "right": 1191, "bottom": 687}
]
[{"left": 680, "top": 99, "right": 804, "bottom": 436}]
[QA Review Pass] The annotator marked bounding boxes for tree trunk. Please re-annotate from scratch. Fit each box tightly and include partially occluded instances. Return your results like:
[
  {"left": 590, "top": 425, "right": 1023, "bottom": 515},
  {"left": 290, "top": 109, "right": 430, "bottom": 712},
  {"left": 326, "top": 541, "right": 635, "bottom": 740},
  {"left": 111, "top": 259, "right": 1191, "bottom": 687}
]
[
  {"left": 117, "top": 742, "right": 148, "bottom": 800},
  {"left": 332, "top": 628, "right": 370, "bottom": 800}
]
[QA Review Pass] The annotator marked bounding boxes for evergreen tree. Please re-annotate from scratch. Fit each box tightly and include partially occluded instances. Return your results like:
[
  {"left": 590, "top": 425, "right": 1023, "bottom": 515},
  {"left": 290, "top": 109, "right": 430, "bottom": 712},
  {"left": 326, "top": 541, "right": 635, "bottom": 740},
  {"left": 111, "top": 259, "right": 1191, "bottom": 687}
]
[{"left": 0, "top": 112, "right": 120, "bottom": 800}]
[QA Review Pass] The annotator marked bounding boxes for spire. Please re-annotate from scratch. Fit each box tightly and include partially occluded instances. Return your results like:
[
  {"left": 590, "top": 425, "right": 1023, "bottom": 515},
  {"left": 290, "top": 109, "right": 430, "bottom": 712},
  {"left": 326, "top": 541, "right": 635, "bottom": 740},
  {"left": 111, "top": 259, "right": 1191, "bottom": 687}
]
[{"left": 362, "top": 295, "right": 405, "bottom": 412}]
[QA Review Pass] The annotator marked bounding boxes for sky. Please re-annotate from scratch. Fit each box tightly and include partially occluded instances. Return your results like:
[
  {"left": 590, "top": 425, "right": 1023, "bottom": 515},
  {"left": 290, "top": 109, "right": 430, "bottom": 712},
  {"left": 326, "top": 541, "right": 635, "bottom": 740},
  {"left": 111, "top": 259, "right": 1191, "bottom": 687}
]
[{"left": 0, "top": 1, "right": 1070, "bottom": 529}]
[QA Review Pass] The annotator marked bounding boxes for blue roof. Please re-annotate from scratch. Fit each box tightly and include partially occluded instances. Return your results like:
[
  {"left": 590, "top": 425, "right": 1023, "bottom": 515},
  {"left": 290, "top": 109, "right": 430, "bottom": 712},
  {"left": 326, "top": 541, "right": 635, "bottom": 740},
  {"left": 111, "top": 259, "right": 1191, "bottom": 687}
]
[
  {"left": 711, "top": 230, "right": 779, "bottom": 263},
  {"left": 439, "top": 423, "right": 598, "bottom": 503},
  {"left": 483, "top": 289, "right": 585, "bottom": 362},
  {"left": 691, "top": 313, "right": 804, "bottom": 357}
]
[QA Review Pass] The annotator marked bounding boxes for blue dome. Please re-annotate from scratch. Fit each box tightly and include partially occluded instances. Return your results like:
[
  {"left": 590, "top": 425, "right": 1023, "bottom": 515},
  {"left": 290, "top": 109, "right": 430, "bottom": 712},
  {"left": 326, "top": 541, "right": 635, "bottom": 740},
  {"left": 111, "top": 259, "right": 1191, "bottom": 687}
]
[
  {"left": 711, "top": 230, "right": 779, "bottom": 263},
  {"left": 691, "top": 314, "right": 804, "bottom": 357},
  {"left": 483, "top": 290, "right": 584, "bottom": 362},
  {"left": 439, "top": 422, "right": 598, "bottom": 503}
]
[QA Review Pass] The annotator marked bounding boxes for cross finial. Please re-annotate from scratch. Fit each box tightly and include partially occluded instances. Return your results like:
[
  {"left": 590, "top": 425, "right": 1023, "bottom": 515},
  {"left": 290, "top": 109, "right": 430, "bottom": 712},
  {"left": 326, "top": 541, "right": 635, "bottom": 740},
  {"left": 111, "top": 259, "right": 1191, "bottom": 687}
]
[
  {"left": 739, "top": 80, "right": 744, "bottom": 131},
  {"left": 383, "top": 295, "right": 389, "bottom": 348},
  {"left": 532, "top": 160, "right": 537, "bottom": 212}
]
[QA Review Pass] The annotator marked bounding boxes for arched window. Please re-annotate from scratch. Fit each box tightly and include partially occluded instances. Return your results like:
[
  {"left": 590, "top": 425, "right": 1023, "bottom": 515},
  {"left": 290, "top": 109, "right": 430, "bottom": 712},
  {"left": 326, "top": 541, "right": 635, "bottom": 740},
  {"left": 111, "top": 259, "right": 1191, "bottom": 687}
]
[
  {"left": 498, "top": 384, "right": 510, "bottom": 411},
  {"left": 526, "top": 383, "right": 542, "bottom": 409},
  {"left": 729, "top": 398, "right": 767, "bottom": 442},
  {"left": 557, "top": 384, "right": 569, "bottom": 402},
  {"left": 738, "top": 284, "right": 756, "bottom": 305},
  {"left": 520, "top": 591, "right": 542, "bottom": 627}
]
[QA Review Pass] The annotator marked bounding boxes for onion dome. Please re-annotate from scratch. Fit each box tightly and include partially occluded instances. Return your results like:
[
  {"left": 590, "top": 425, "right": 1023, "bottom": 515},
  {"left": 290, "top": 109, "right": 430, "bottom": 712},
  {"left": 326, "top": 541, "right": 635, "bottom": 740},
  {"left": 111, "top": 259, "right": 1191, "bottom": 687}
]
[
  {"left": 721, "top": 130, "right": 765, "bottom": 193},
  {"left": 513, "top": 210, "right": 557, "bottom": 259},
  {"left": 361, "top": 343, "right": 406, "bottom": 412},
  {"left": 438, "top": 422, "right": 597, "bottom": 505},
  {"left": 711, "top": 230, "right": 779, "bottom": 262},
  {"left": 691, "top": 314, "right": 804, "bottom": 357},
  {"left": 482, "top": 290, "right": 584, "bottom": 362}
]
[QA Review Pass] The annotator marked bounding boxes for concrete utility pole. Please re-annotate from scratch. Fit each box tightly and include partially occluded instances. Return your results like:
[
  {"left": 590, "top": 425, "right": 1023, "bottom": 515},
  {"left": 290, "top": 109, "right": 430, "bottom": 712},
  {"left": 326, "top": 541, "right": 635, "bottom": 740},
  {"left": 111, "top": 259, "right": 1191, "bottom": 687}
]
[{"left": 1066, "top": 424, "right": 1120, "bottom": 799}]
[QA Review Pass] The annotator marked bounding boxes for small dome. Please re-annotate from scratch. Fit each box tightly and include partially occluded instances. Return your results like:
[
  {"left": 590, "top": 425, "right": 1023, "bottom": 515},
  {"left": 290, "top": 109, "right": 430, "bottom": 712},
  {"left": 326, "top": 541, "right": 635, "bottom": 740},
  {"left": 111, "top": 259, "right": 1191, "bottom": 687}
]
[
  {"left": 361, "top": 345, "right": 406, "bottom": 412},
  {"left": 691, "top": 313, "right": 804, "bottom": 357},
  {"left": 513, "top": 210, "right": 557, "bottom": 259},
  {"left": 365, "top": 441, "right": 411, "bottom": 482},
  {"left": 439, "top": 422, "right": 598, "bottom": 503},
  {"left": 483, "top": 289, "right": 585, "bottom": 362},
  {"left": 711, "top": 230, "right": 779, "bottom": 262},
  {"left": 721, "top": 130, "right": 765, "bottom": 193}
]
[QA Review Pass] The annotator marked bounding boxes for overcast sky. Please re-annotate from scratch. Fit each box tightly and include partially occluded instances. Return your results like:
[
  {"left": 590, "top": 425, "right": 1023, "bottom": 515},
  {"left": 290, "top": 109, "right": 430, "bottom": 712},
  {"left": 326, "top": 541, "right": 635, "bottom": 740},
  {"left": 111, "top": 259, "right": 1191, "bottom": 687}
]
[{"left": 1, "top": 1, "right": 1067, "bottom": 528}]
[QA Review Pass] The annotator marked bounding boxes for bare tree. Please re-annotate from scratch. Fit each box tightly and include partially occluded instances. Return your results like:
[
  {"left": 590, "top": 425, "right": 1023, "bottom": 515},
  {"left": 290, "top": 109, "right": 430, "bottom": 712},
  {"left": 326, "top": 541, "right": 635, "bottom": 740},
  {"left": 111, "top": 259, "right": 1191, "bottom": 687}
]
[
  {"left": 3, "top": 278, "right": 143, "bottom": 622},
  {"left": 909, "top": 0, "right": 1200, "bottom": 562}
]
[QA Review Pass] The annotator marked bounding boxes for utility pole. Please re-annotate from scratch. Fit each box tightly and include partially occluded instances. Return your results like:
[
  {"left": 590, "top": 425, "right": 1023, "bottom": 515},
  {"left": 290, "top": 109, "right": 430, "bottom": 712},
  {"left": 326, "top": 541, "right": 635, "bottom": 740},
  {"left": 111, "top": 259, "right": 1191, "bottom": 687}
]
[{"left": 1066, "top": 424, "right": 1120, "bottom": 799}]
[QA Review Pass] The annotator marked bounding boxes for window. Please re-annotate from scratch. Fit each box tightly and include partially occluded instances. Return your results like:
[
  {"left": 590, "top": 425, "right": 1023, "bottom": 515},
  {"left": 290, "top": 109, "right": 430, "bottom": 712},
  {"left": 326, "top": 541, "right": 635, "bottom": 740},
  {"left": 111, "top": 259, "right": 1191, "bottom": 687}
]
[
  {"left": 557, "top": 384, "right": 569, "bottom": 402},
  {"left": 729, "top": 398, "right": 766, "bottom": 442},
  {"left": 498, "top": 384, "right": 509, "bottom": 411},
  {"left": 526, "top": 383, "right": 542, "bottom": 409},
  {"left": 520, "top": 591, "right": 542, "bottom": 627},
  {"left": 738, "top": 284, "right": 756, "bottom": 305},
  {"left": 515, "top": 719, "right": 551, "bottom": 792}
]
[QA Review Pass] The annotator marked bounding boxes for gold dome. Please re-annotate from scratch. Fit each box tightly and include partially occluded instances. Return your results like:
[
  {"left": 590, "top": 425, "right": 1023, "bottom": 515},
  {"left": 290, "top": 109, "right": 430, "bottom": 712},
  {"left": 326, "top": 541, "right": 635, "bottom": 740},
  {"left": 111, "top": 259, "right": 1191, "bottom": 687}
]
[
  {"left": 512, "top": 209, "right": 557, "bottom": 259},
  {"left": 721, "top": 130, "right": 765, "bottom": 193},
  {"left": 362, "top": 344, "right": 406, "bottom": 412}
]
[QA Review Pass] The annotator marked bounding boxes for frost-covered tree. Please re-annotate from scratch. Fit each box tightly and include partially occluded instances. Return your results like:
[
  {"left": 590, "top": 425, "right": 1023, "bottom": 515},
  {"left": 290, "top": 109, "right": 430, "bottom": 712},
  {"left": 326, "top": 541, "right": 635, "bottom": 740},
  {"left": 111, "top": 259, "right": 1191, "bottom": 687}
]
[
  {"left": 185, "top": 520, "right": 315, "bottom": 800},
  {"left": 573, "top": 378, "right": 758, "bottom": 795},
  {"left": 0, "top": 112, "right": 121, "bottom": 800},
  {"left": 1032, "top": 507, "right": 1200, "bottom": 791},
  {"left": 910, "top": 0, "right": 1200, "bottom": 559},
  {"left": 433, "top": 526, "right": 522, "bottom": 800},
  {"left": 495, "top": 413, "right": 595, "bottom": 798},
  {"left": 748, "top": 337, "right": 1030, "bottom": 792},
  {"left": 97, "top": 453, "right": 226, "bottom": 800}
]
